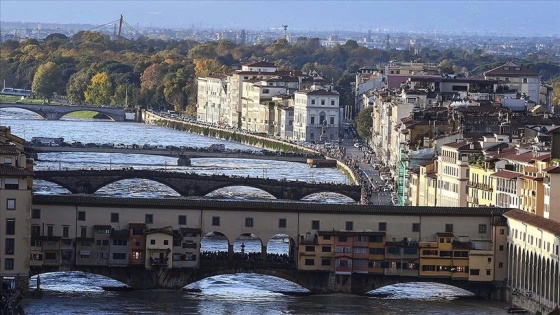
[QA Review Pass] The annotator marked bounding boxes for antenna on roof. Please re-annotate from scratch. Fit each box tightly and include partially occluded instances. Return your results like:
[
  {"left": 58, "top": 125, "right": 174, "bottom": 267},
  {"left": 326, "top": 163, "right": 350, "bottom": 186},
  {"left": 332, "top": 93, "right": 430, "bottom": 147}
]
[{"left": 282, "top": 25, "right": 288, "bottom": 41}]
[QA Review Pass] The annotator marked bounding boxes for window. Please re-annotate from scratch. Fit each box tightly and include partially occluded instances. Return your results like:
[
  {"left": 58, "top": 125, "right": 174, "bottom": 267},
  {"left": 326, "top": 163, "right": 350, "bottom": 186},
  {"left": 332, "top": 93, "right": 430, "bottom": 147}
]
[
  {"left": 310, "top": 117, "right": 315, "bottom": 124},
  {"left": 305, "top": 245, "right": 315, "bottom": 252},
  {"left": 96, "top": 252, "right": 109, "bottom": 259},
  {"left": 4, "top": 178, "right": 19, "bottom": 189},
  {"left": 5, "top": 239, "right": 15, "bottom": 255},
  {"left": 132, "top": 251, "right": 142, "bottom": 260},
  {"left": 112, "top": 239, "right": 128, "bottom": 246},
  {"left": 412, "top": 223, "right": 420, "bottom": 232},
  {"left": 486, "top": 270, "right": 491, "bottom": 276},
  {"left": 212, "top": 216, "right": 220, "bottom": 226},
  {"left": 112, "top": 253, "right": 127, "bottom": 260},
  {"left": 163, "top": 240, "right": 169, "bottom": 246},
  {"left": 311, "top": 100, "right": 315, "bottom": 105},
  {"left": 378, "top": 222, "right": 387, "bottom": 232},
  {"left": 31, "top": 225, "right": 40, "bottom": 236},
  {"left": 111, "top": 213, "right": 119, "bottom": 223},
  {"left": 80, "top": 226, "right": 87, "bottom": 238},
  {"left": 321, "top": 259, "right": 331, "bottom": 266},
  {"left": 321, "top": 99, "right": 325, "bottom": 105},
  {"left": 445, "top": 224, "right": 454, "bottom": 233},
  {"left": 278, "top": 218, "right": 287, "bottom": 228},
  {"left": 470, "top": 269, "right": 480, "bottom": 275},
  {"left": 311, "top": 220, "right": 320, "bottom": 230},
  {"left": 4, "top": 157, "right": 13, "bottom": 164},
  {"left": 331, "top": 100, "right": 335, "bottom": 106},
  {"left": 499, "top": 262, "right": 504, "bottom": 268},
  {"left": 499, "top": 245, "right": 504, "bottom": 251},
  {"left": 370, "top": 248, "right": 384, "bottom": 255},
  {"left": 500, "top": 229, "right": 505, "bottom": 235},
  {"left": 78, "top": 211, "right": 86, "bottom": 221},
  {"left": 5, "top": 259, "right": 14, "bottom": 270},
  {"left": 6, "top": 199, "right": 15, "bottom": 210},
  {"left": 6, "top": 219, "right": 15, "bottom": 235},
  {"left": 32, "top": 209, "right": 41, "bottom": 219},
  {"left": 321, "top": 246, "right": 331, "bottom": 252},
  {"left": 305, "top": 259, "right": 314, "bottom": 266},
  {"left": 330, "top": 117, "right": 335, "bottom": 125},
  {"left": 145, "top": 214, "right": 153, "bottom": 224},
  {"left": 245, "top": 217, "right": 254, "bottom": 227},
  {"left": 478, "top": 224, "right": 487, "bottom": 234},
  {"left": 178, "top": 215, "right": 186, "bottom": 225},
  {"left": 150, "top": 239, "right": 156, "bottom": 245},
  {"left": 62, "top": 226, "right": 69, "bottom": 238},
  {"left": 47, "top": 225, "right": 54, "bottom": 237},
  {"left": 338, "top": 236, "right": 347, "bottom": 242}
]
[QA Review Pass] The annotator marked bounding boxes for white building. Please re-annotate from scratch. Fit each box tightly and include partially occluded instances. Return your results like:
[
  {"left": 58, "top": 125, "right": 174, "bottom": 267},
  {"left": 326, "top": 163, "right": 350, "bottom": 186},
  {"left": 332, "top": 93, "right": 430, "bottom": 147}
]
[
  {"left": 293, "top": 89, "right": 340, "bottom": 142},
  {"left": 484, "top": 62, "right": 540, "bottom": 104}
]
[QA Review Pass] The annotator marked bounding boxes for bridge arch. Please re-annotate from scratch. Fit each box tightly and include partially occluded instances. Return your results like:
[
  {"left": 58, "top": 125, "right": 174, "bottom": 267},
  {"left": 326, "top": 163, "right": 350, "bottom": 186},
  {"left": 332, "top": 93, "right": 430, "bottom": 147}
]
[
  {"left": 94, "top": 178, "right": 181, "bottom": 198},
  {"left": 367, "top": 281, "right": 476, "bottom": 299},
  {"left": 38, "top": 174, "right": 186, "bottom": 195},
  {"left": 183, "top": 272, "right": 310, "bottom": 294},
  {"left": 199, "top": 183, "right": 283, "bottom": 200},
  {"left": 58, "top": 109, "right": 114, "bottom": 121},
  {"left": 204, "top": 185, "right": 277, "bottom": 200},
  {"left": 300, "top": 191, "right": 356, "bottom": 203},
  {"left": 29, "top": 269, "right": 131, "bottom": 290},
  {"left": 0, "top": 105, "right": 47, "bottom": 119}
]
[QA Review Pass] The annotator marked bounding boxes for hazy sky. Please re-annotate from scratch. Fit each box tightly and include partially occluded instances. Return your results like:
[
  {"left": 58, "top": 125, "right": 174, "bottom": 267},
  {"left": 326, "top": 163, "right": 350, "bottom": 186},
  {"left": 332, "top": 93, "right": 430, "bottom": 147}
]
[{"left": 1, "top": 1, "right": 559, "bottom": 36}]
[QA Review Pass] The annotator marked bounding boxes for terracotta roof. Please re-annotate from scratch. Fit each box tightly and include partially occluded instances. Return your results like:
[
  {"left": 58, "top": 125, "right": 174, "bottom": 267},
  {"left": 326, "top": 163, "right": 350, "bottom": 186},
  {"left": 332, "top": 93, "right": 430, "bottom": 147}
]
[
  {"left": 484, "top": 62, "right": 539, "bottom": 77},
  {"left": 532, "top": 154, "right": 551, "bottom": 161},
  {"left": 497, "top": 151, "right": 535, "bottom": 164},
  {"left": 0, "top": 164, "right": 33, "bottom": 176},
  {"left": 491, "top": 170, "right": 521, "bottom": 179},
  {"left": 519, "top": 175, "right": 543, "bottom": 181},
  {"left": 504, "top": 209, "right": 560, "bottom": 236},
  {"left": 243, "top": 61, "right": 276, "bottom": 68},
  {"left": 544, "top": 166, "right": 560, "bottom": 173}
]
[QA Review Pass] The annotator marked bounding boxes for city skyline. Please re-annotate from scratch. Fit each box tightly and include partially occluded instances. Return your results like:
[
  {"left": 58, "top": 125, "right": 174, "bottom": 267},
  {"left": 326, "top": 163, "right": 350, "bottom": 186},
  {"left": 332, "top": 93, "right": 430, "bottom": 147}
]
[{"left": 1, "top": 0, "right": 559, "bottom": 37}]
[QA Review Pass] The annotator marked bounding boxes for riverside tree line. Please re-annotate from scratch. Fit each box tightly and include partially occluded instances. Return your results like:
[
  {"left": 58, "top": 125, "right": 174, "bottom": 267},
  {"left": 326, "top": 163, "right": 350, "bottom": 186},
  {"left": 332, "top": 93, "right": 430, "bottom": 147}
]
[{"left": 1, "top": 31, "right": 559, "bottom": 115}]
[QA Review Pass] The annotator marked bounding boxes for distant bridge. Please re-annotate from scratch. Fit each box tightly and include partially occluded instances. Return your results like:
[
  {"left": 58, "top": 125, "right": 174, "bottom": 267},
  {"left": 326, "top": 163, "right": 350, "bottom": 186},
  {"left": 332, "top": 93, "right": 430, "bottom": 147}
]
[
  {"left": 33, "top": 169, "right": 362, "bottom": 201},
  {"left": 30, "top": 145, "right": 321, "bottom": 164},
  {"left": 0, "top": 103, "right": 126, "bottom": 121}
]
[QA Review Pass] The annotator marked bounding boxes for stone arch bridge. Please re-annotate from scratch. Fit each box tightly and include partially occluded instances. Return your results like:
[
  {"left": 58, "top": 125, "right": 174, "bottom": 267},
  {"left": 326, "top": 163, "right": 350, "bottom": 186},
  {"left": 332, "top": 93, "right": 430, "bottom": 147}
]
[
  {"left": 0, "top": 103, "right": 126, "bottom": 121},
  {"left": 33, "top": 170, "right": 362, "bottom": 201},
  {"left": 30, "top": 262, "right": 501, "bottom": 297}
]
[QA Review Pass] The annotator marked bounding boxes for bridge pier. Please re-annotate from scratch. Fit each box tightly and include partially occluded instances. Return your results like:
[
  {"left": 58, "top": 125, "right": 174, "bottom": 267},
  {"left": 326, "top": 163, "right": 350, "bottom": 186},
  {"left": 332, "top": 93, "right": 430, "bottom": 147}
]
[
  {"left": 228, "top": 244, "right": 234, "bottom": 260},
  {"left": 261, "top": 245, "right": 267, "bottom": 260},
  {"left": 177, "top": 155, "right": 191, "bottom": 166}
]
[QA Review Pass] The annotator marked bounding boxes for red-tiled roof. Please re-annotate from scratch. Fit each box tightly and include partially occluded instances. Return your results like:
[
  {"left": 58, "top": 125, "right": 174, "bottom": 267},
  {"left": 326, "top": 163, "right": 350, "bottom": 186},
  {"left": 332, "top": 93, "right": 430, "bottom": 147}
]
[
  {"left": 491, "top": 170, "right": 521, "bottom": 179},
  {"left": 504, "top": 209, "right": 560, "bottom": 236},
  {"left": 0, "top": 164, "right": 33, "bottom": 176},
  {"left": 243, "top": 61, "right": 276, "bottom": 68},
  {"left": 484, "top": 62, "right": 539, "bottom": 77},
  {"left": 544, "top": 166, "right": 560, "bottom": 173},
  {"left": 533, "top": 153, "right": 551, "bottom": 161}
]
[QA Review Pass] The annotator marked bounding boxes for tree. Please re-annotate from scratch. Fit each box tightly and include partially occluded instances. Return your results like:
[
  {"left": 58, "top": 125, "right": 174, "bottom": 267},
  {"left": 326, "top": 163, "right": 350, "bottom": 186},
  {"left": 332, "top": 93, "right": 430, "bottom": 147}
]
[
  {"left": 552, "top": 80, "right": 560, "bottom": 109},
  {"left": 66, "top": 70, "right": 91, "bottom": 104},
  {"left": 32, "top": 62, "right": 61, "bottom": 101},
  {"left": 85, "top": 72, "right": 113, "bottom": 105},
  {"left": 355, "top": 107, "right": 373, "bottom": 141}
]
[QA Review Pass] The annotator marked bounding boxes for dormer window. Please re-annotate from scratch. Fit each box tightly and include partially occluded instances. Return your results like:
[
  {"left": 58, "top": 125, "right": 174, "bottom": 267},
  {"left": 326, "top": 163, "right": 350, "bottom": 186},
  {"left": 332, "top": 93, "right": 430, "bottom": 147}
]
[
  {"left": 504, "top": 67, "right": 509, "bottom": 71},
  {"left": 515, "top": 67, "right": 520, "bottom": 71}
]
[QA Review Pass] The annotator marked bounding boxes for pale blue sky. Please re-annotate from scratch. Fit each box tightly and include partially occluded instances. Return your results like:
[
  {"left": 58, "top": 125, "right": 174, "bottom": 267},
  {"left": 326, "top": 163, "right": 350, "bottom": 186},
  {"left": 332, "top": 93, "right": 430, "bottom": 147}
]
[{"left": 1, "top": 1, "right": 559, "bottom": 35}]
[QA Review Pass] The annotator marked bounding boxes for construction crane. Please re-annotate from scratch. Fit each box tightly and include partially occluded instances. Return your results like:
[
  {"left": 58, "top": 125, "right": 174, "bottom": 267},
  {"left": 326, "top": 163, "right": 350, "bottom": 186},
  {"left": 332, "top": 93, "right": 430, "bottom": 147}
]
[{"left": 282, "top": 25, "right": 288, "bottom": 40}]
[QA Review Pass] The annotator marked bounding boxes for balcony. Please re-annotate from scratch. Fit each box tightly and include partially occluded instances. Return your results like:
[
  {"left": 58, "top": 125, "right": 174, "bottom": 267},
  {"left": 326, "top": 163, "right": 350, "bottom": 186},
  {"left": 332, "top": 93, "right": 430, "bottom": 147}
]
[
  {"left": 149, "top": 257, "right": 169, "bottom": 266},
  {"left": 467, "top": 196, "right": 479, "bottom": 204}
]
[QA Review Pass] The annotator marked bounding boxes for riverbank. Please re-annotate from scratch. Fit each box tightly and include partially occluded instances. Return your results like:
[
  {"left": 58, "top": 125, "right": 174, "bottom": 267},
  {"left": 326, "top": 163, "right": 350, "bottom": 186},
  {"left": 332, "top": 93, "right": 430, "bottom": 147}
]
[{"left": 141, "top": 110, "right": 359, "bottom": 185}]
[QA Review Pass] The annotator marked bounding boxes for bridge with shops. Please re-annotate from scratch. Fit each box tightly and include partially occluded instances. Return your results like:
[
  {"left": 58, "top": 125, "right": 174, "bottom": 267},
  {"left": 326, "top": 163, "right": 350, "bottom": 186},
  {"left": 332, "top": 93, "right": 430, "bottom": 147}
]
[
  {"left": 33, "top": 169, "right": 361, "bottom": 201},
  {"left": 0, "top": 102, "right": 126, "bottom": 121},
  {"left": 30, "top": 145, "right": 321, "bottom": 164},
  {"left": 28, "top": 195, "right": 509, "bottom": 297}
]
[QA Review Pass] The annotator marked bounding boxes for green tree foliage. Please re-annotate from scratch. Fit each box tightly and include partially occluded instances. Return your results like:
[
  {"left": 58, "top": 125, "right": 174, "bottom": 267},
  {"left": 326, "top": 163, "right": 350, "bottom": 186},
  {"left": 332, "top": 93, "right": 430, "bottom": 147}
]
[
  {"left": 355, "top": 107, "right": 373, "bottom": 141},
  {"left": 66, "top": 70, "right": 91, "bottom": 104},
  {"left": 85, "top": 72, "right": 113, "bottom": 105},
  {"left": 552, "top": 80, "right": 560, "bottom": 109},
  {"left": 2, "top": 31, "right": 559, "bottom": 112},
  {"left": 32, "top": 61, "right": 61, "bottom": 101}
]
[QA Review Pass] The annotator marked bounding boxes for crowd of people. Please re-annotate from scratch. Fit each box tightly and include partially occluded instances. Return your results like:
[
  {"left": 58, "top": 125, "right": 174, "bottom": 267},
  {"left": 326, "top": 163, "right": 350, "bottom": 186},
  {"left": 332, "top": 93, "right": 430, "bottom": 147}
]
[{"left": 200, "top": 251, "right": 293, "bottom": 264}]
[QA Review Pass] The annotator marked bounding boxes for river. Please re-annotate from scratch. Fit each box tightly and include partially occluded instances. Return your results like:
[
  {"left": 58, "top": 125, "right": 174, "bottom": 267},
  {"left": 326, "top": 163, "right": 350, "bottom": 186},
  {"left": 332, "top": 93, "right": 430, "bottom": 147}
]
[{"left": 1, "top": 108, "right": 509, "bottom": 314}]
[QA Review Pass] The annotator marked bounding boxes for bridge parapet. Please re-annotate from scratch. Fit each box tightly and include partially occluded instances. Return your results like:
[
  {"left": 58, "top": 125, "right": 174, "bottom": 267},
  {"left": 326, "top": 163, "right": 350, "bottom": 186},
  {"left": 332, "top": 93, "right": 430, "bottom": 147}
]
[{"left": 34, "top": 169, "right": 362, "bottom": 202}]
